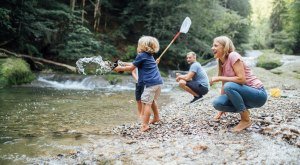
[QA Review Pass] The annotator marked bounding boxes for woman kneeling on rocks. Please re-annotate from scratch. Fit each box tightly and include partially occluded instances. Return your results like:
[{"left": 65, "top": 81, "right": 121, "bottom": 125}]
[{"left": 210, "top": 36, "right": 268, "bottom": 132}]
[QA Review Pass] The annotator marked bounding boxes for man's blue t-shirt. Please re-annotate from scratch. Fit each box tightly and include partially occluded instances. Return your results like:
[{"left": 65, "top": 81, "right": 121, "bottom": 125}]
[
  {"left": 189, "top": 62, "right": 209, "bottom": 88},
  {"left": 132, "top": 52, "right": 163, "bottom": 87}
]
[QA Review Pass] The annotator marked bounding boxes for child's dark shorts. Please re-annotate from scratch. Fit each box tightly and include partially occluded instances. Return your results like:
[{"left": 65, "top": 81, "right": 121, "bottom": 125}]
[{"left": 135, "top": 83, "right": 144, "bottom": 101}]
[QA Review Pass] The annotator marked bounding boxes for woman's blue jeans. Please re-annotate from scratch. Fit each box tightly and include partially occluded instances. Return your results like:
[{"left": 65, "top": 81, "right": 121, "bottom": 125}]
[{"left": 212, "top": 82, "right": 268, "bottom": 113}]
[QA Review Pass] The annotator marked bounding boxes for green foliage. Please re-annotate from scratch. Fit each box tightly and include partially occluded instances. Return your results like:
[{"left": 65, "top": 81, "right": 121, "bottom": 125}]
[
  {"left": 0, "top": 0, "right": 253, "bottom": 72},
  {"left": 0, "top": 8, "right": 14, "bottom": 33},
  {"left": 24, "top": 44, "right": 42, "bottom": 57},
  {"left": 122, "top": 45, "right": 137, "bottom": 61},
  {"left": 57, "top": 25, "right": 101, "bottom": 62},
  {"left": 104, "top": 74, "right": 122, "bottom": 85},
  {"left": 268, "top": 0, "right": 300, "bottom": 54},
  {"left": 220, "top": 0, "right": 251, "bottom": 47},
  {"left": 257, "top": 52, "right": 283, "bottom": 70},
  {"left": 248, "top": 0, "right": 274, "bottom": 50},
  {"left": 0, "top": 59, "right": 7, "bottom": 87},
  {"left": 222, "top": 0, "right": 251, "bottom": 17},
  {"left": 288, "top": 0, "right": 300, "bottom": 53},
  {"left": 0, "top": 58, "right": 35, "bottom": 86},
  {"left": 270, "top": 0, "right": 287, "bottom": 33},
  {"left": 270, "top": 31, "right": 296, "bottom": 54}
]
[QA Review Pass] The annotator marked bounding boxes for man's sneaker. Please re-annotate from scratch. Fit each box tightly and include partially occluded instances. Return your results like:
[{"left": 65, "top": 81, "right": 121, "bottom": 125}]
[{"left": 190, "top": 96, "right": 202, "bottom": 103}]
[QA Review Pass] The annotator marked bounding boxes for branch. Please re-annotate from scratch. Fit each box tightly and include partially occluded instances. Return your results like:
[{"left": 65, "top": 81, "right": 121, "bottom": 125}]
[
  {"left": 0, "top": 39, "right": 14, "bottom": 47},
  {"left": 0, "top": 48, "right": 77, "bottom": 73}
]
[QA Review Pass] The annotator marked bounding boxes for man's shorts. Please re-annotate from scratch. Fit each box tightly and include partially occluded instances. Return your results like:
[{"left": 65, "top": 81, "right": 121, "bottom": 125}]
[
  {"left": 141, "top": 84, "right": 162, "bottom": 104},
  {"left": 135, "top": 83, "right": 144, "bottom": 101},
  {"left": 186, "top": 81, "right": 208, "bottom": 97}
]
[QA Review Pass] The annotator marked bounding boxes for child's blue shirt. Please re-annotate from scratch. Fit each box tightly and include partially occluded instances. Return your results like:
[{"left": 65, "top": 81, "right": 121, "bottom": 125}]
[{"left": 133, "top": 52, "right": 163, "bottom": 87}]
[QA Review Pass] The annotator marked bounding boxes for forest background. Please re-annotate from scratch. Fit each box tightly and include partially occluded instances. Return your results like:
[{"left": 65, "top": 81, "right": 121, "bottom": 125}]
[{"left": 0, "top": 0, "right": 299, "bottom": 74}]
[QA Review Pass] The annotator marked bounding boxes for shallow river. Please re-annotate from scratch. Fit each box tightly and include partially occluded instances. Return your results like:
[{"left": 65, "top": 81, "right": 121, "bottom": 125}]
[{"left": 0, "top": 77, "right": 172, "bottom": 164}]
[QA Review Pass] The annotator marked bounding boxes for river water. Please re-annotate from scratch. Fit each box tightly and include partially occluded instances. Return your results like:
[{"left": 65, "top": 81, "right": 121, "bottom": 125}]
[{"left": 0, "top": 75, "right": 173, "bottom": 164}]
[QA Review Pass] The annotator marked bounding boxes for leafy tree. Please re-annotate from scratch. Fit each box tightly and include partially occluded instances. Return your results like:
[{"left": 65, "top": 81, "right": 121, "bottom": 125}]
[
  {"left": 269, "top": 0, "right": 300, "bottom": 54},
  {"left": 289, "top": 0, "right": 300, "bottom": 53},
  {"left": 219, "top": 0, "right": 251, "bottom": 51},
  {"left": 0, "top": 0, "right": 253, "bottom": 72},
  {"left": 270, "top": 0, "right": 287, "bottom": 33}
]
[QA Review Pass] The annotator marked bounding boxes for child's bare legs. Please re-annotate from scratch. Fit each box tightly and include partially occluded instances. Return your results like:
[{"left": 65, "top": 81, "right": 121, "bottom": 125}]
[
  {"left": 141, "top": 103, "right": 151, "bottom": 132},
  {"left": 140, "top": 84, "right": 161, "bottom": 132},
  {"left": 150, "top": 100, "right": 160, "bottom": 124},
  {"left": 137, "top": 100, "right": 143, "bottom": 119}
]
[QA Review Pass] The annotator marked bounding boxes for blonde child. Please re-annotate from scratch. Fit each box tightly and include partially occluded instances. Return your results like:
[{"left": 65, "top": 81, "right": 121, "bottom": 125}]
[{"left": 114, "top": 36, "right": 163, "bottom": 132}]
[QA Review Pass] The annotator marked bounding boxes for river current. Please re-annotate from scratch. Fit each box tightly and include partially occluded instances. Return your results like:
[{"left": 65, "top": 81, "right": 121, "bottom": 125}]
[{"left": 0, "top": 75, "right": 172, "bottom": 164}]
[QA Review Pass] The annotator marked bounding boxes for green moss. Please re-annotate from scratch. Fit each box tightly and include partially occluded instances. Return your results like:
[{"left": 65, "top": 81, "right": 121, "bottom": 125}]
[
  {"left": 256, "top": 51, "right": 283, "bottom": 70},
  {"left": 0, "top": 58, "right": 35, "bottom": 86}
]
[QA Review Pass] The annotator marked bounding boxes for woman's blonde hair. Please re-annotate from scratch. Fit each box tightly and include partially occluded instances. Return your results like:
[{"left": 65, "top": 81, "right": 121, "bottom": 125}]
[
  {"left": 137, "top": 36, "right": 160, "bottom": 54},
  {"left": 213, "top": 36, "right": 235, "bottom": 59},
  {"left": 213, "top": 36, "right": 235, "bottom": 76}
]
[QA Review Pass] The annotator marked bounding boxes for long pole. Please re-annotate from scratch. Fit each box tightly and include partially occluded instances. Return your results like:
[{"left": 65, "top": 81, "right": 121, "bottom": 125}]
[{"left": 157, "top": 32, "right": 181, "bottom": 61}]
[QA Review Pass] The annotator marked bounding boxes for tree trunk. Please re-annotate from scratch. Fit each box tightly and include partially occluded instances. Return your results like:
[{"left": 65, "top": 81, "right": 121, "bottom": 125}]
[
  {"left": 70, "top": 0, "right": 76, "bottom": 12},
  {"left": 82, "top": 0, "right": 86, "bottom": 24},
  {"left": 0, "top": 48, "right": 77, "bottom": 73},
  {"left": 93, "top": 0, "right": 101, "bottom": 31}
]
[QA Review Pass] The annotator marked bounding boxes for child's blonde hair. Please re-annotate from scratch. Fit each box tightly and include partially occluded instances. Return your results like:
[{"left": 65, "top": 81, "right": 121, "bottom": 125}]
[{"left": 137, "top": 36, "right": 160, "bottom": 54}]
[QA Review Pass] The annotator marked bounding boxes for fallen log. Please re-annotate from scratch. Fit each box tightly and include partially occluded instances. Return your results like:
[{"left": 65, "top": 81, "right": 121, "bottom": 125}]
[{"left": 0, "top": 48, "right": 77, "bottom": 73}]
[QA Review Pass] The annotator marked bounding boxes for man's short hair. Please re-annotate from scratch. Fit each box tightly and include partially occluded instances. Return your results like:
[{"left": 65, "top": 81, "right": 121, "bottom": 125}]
[{"left": 186, "top": 52, "right": 197, "bottom": 58}]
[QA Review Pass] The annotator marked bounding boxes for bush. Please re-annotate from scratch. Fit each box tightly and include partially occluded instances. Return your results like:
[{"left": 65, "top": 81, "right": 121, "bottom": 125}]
[
  {"left": 256, "top": 51, "right": 282, "bottom": 70},
  {"left": 122, "top": 45, "right": 137, "bottom": 61},
  {"left": 1, "top": 58, "right": 35, "bottom": 86}
]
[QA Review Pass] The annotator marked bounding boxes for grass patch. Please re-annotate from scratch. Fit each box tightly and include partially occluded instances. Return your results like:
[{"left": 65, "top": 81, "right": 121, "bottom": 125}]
[{"left": 257, "top": 51, "right": 283, "bottom": 70}]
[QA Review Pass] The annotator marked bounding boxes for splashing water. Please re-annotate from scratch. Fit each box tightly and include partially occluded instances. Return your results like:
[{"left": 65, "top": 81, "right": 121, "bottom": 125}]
[{"left": 75, "top": 56, "right": 121, "bottom": 75}]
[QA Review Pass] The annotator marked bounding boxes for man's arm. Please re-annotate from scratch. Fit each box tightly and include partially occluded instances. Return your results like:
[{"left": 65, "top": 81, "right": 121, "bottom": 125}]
[{"left": 176, "top": 71, "right": 195, "bottom": 82}]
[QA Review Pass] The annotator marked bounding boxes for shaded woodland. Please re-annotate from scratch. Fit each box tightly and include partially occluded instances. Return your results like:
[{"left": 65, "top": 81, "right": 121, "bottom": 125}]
[{"left": 0, "top": 0, "right": 299, "bottom": 71}]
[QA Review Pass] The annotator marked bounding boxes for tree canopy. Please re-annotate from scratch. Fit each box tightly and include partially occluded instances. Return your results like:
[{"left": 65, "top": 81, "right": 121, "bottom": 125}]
[
  {"left": 249, "top": 0, "right": 300, "bottom": 54},
  {"left": 4, "top": 0, "right": 297, "bottom": 71}
]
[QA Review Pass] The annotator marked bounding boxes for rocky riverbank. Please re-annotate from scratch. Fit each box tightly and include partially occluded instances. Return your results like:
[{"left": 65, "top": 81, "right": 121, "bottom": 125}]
[{"left": 29, "top": 56, "right": 300, "bottom": 164}]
